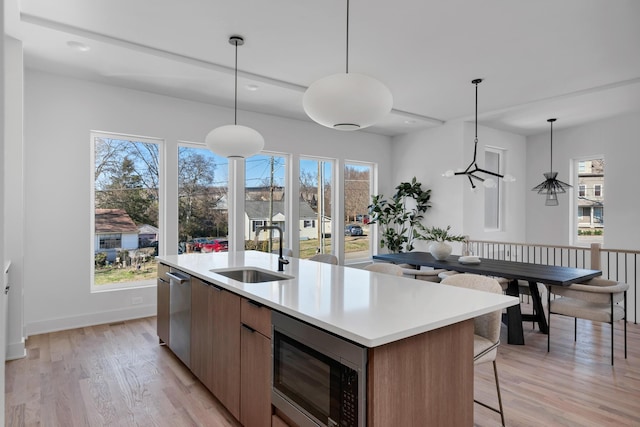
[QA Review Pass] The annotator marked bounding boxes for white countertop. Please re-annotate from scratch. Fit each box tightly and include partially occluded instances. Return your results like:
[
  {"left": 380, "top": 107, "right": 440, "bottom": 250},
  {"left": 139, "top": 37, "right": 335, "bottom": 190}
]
[{"left": 157, "top": 251, "right": 518, "bottom": 347}]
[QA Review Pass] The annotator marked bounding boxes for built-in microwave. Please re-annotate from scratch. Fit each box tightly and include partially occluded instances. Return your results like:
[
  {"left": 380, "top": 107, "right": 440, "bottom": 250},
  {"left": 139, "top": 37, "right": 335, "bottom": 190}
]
[{"left": 271, "top": 311, "right": 367, "bottom": 427}]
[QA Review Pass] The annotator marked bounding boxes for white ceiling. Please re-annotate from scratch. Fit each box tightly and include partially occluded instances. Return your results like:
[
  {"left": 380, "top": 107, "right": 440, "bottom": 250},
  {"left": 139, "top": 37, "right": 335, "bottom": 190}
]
[{"left": 7, "top": 0, "right": 640, "bottom": 137}]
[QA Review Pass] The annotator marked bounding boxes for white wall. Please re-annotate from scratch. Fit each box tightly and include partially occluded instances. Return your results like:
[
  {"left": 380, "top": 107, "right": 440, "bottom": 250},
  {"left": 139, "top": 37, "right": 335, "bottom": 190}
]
[
  {"left": 391, "top": 121, "right": 526, "bottom": 252},
  {"left": 1, "top": 5, "right": 7, "bottom": 422},
  {"left": 525, "top": 112, "right": 640, "bottom": 250},
  {"left": 4, "top": 36, "right": 25, "bottom": 361},
  {"left": 23, "top": 70, "right": 392, "bottom": 335}
]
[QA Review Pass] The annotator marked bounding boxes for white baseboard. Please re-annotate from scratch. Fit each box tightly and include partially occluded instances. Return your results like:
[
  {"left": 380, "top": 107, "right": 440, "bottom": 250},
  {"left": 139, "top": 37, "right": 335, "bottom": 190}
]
[
  {"left": 6, "top": 339, "right": 26, "bottom": 361},
  {"left": 26, "top": 304, "right": 156, "bottom": 337}
]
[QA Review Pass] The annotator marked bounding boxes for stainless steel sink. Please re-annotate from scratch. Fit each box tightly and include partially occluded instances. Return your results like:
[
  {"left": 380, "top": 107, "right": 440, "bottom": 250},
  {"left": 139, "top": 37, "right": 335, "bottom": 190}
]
[{"left": 211, "top": 268, "right": 293, "bottom": 283}]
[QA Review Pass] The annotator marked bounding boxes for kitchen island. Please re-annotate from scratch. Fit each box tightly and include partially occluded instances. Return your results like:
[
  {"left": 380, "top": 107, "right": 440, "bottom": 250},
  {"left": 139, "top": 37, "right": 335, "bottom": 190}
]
[{"left": 157, "top": 251, "right": 518, "bottom": 426}]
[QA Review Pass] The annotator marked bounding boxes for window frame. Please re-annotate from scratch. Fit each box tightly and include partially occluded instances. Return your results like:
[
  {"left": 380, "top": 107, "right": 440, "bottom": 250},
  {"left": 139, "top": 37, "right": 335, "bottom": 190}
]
[{"left": 90, "top": 131, "right": 163, "bottom": 292}]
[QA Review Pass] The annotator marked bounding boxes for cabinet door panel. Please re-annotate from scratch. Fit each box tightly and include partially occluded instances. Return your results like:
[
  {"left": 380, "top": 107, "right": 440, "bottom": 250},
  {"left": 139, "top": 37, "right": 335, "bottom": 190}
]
[
  {"left": 211, "top": 288, "right": 241, "bottom": 419},
  {"left": 241, "top": 326, "right": 271, "bottom": 427}
]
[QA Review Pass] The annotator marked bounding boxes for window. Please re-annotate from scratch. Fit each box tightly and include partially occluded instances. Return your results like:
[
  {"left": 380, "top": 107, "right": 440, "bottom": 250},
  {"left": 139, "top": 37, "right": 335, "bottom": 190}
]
[
  {"left": 594, "top": 184, "right": 602, "bottom": 197},
  {"left": 178, "top": 144, "right": 228, "bottom": 253},
  {"left": 99, "top": 234, "right": 121, "bottom": 249},
  {"left": 246, "top": 153, "right": 288, "bottom": 253},
  {"left": 575, "top": 157, "right": 604, "bottom": 244},
  {"left": 92, "top": 132, "right": 160, "bottom": 289},
  {"left": 484, "top": 148, "right": 505, "bottom": 231},
  {"left": 300, "top": 158, "right": 334, "bottom": 259},
  {"left": 344, "top": 162, "right": 373, "bottom": 262},
  {"left": 252, "top": 220, "right": 265, "bottom": 232}
]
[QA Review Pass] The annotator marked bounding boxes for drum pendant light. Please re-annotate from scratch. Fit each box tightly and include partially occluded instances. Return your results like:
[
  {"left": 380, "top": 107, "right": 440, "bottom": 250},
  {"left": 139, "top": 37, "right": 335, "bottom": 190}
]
[
  {"left": 206, "top": 36, "right": 264, "bottom": 158},
  {"left": 443, "top": 79, "right": 515, "bottom": 189},
  {"left": 532, "top": 118, "right": 571, "bottom": 206},
  {"left": 303, "top": 0, "right": 392, "bottom": 130}
]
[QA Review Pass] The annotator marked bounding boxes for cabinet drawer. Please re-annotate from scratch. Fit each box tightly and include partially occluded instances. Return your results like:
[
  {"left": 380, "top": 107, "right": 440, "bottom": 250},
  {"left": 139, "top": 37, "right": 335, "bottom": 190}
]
[{"left": 241, "top": 297, "right": 271, "bottom": 337}]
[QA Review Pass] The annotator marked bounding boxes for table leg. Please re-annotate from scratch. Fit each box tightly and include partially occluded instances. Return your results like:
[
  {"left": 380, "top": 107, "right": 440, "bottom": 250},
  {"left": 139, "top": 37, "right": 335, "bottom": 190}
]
[
  {"left": 504, "top": 280, "right": 525, "bottom": 345},
  {"left": 527, "top": 281, "right": 548, "bottom": 334}
]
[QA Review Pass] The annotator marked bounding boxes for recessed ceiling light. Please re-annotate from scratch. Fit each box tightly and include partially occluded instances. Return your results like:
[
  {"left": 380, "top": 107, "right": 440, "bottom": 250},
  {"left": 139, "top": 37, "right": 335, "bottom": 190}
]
[
  {"left": 404, "top": 119, "right": 416, "bottom": 125},
  {"left": 67, "top": 41, "right": 90, "bottom": 52},
  {"left": 246, "top": 84, "right": 259, "bottom": 91}
]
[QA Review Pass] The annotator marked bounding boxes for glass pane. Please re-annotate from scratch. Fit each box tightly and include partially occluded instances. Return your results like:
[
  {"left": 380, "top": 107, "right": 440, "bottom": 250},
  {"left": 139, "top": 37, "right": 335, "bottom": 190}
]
[
  {"left": 178, "top": 145, "right": 228, "bottom": 254},
  {"left": 246, "top": 154, "right": 287, "bottom": 253},
  {"left": 484, "top": 151, "right": 500, "bottom": 230},
  {"left": 299, "top": 158, "right": 333, "bottom": 259},
  {"left": 576, "top": 158, "right": 604, "bottom": 244},
  {"left": 93, "top": 136, "right": 159, "bottom": 287},
  {"left": 344, "top": 163, "right": 372, "bottom": 262}
]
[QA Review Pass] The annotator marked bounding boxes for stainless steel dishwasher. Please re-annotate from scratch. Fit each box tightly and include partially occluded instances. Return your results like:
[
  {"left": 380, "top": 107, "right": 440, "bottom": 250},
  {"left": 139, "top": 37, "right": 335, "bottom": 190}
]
[{"left": 167, "top": 269, "right": 191, "bottom": 367}]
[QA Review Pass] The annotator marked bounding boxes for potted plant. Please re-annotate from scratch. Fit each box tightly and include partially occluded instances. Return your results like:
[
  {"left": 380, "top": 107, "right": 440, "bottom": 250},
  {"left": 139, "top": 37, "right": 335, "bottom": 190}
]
[
  {"left": 368, "top": 177, "right": 431, "bottom": 253},
  {"left": 421, "top": 225, "right": 466, "bottom": 260}
]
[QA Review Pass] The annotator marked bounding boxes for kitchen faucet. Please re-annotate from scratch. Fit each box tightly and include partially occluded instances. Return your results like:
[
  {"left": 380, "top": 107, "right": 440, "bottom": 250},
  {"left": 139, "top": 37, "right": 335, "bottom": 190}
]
[{"left": 255, "top": 225, "right": 289, "bottom": 272}]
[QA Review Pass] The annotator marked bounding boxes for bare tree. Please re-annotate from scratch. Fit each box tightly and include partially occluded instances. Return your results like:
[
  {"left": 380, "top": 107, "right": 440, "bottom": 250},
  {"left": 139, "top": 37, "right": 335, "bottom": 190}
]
[{"left": 344, "top": 166, "right": 370, "bottom": 222}]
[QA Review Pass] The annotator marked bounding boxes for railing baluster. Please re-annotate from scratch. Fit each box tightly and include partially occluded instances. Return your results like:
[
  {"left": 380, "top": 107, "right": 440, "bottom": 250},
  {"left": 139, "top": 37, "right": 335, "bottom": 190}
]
[{"left": 466, "top": 239, "right": 639, "bottom": 322}]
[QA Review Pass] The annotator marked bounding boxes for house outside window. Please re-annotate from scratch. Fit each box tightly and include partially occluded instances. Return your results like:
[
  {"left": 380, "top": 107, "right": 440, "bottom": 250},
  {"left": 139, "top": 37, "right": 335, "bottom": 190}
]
[
  {"left": 303, "top": 220, "right": 315, "bottom": 228},
  {"left": 578, "top": 185, "right": 586, "bottom": 197}
]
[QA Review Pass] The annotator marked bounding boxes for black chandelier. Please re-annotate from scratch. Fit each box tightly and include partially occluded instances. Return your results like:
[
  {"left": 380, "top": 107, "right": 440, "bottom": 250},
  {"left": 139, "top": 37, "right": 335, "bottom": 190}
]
[
  {"left": 443, "top": 79, "right": 514, "bottom": 189},
  {"left": 531, "top": 118, "right": 571, "bottom": 206}
]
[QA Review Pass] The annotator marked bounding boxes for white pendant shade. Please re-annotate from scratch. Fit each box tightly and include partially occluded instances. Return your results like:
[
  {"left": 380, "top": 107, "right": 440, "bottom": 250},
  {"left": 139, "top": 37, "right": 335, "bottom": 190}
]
[
  {"left": 303, "top": 73, "right": 393, "bottom": 130},
  {"left": 206, "top": 124, "right": 264, "bottom": 159}
]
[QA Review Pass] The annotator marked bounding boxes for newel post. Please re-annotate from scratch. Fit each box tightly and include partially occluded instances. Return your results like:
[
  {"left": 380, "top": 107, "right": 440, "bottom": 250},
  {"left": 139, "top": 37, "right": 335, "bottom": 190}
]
[{"left": 590, "top": 243, "right": 602, "bottom": 270}]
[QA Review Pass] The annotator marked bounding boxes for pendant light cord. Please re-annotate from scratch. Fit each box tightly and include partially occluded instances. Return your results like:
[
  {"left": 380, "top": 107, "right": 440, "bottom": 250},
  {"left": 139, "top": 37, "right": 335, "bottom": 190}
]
[
  {"left": 345, "top": 0, "right": 350, "bottom": 74},
  {"left": 472, "top": 79, "right": 480, "bottom": 162},
  {"left": 549, "top": 119, "right": 553, "bottom": 171},
  {"left": 234, "top": 39, "right": 238, "bottom": 125}
]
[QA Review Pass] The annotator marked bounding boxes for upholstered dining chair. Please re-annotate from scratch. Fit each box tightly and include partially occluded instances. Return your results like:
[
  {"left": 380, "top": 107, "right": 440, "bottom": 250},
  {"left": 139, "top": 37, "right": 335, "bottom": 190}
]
[
  {"left": 440, "top": 273, "right": 506, "bottom": 426},
  {"left": 364, "top": 263, "right": 403, "bottom": 276},
  {"left": 399, "top": 264, "right": 446, "bottom": 282},
  {"left": 309, "top": 253, "right": 338, "bottom": 265},
  {"left": 547, "top": 278, "right": 628, "bottom": 365}
]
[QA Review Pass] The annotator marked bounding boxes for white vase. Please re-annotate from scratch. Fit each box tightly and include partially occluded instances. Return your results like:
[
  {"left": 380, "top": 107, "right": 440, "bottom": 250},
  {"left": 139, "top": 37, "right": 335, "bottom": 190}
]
[{"left": 429, "top": 241, "right": 452, "bottom": 260}]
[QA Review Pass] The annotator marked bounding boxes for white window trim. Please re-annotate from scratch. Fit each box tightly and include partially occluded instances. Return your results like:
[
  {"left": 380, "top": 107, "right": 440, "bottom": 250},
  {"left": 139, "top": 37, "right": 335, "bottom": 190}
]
[{"left": 483, "top": 146, "right": 506, "bottom": 232}]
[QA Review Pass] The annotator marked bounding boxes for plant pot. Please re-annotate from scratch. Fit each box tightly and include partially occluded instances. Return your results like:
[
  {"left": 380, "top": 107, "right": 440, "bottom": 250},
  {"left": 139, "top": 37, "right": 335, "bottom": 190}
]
[{"left": 429, "top": 241, "right": 452, "bottom": 260}]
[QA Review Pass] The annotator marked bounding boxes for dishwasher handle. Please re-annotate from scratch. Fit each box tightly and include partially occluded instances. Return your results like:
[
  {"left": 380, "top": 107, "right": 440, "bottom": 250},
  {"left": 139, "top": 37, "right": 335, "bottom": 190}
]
[{"left": 166, "top": 271, "right": 190, "bottom": 283}]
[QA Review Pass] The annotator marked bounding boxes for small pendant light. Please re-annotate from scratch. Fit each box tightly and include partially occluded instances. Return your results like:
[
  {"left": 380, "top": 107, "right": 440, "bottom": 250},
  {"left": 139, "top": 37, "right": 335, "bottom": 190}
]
[
  {"left": 206, "top": 36, "right": 264, "bottom": 158},
  {"left": 532, "top": 118, "right": 572, "bottom": 206}
]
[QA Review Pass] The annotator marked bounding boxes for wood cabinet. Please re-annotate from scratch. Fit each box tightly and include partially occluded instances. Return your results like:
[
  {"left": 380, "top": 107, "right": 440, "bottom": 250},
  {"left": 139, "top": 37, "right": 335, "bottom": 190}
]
[
  {"left": 156, "top": 263, "right": 170, "bottom": 345},
  {"left": 210, "top": 287, "right": 241, "bottom": 420},
  {"left": 240, "top": 298, "right": 272, "bottom": 427}
]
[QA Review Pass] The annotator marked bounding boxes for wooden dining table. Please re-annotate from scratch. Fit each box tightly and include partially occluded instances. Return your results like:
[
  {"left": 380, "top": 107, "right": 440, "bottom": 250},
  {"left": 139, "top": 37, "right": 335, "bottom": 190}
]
[{"left": 373, "top": 251, "right": 602, "bottom": 345}]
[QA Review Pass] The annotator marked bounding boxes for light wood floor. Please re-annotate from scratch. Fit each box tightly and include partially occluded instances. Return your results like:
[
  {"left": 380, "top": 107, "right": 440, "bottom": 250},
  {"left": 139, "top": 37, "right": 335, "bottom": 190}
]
[{"left": 5, "top": 304, "right": 640, "bottom": 427}]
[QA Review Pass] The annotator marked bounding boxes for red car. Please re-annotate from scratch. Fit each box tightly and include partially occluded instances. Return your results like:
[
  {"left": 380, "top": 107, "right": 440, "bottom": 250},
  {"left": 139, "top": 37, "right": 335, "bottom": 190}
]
[{"left": 201, "top": 239, "right": 229, "bottom": 253}]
